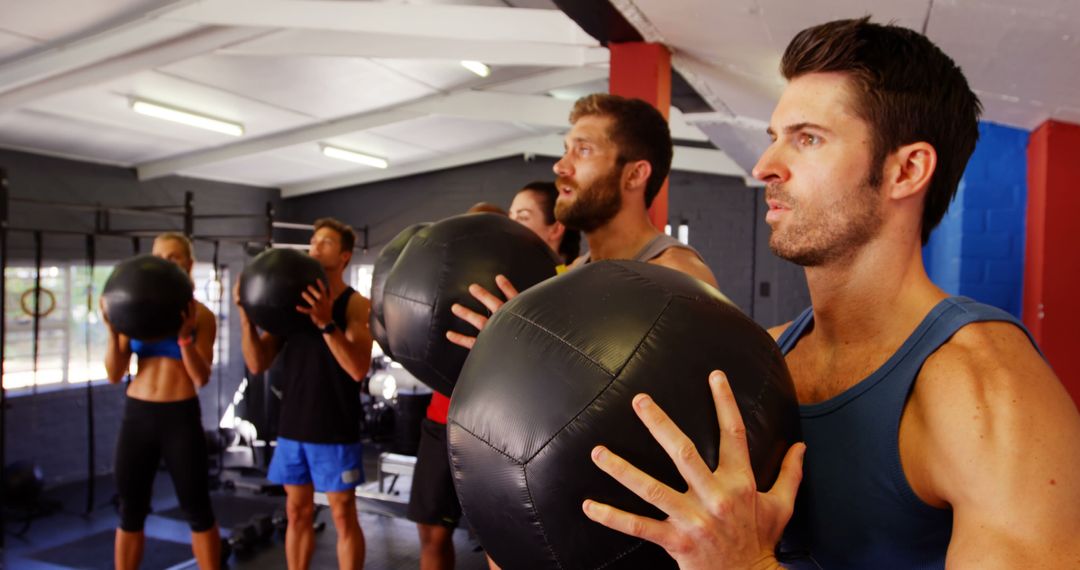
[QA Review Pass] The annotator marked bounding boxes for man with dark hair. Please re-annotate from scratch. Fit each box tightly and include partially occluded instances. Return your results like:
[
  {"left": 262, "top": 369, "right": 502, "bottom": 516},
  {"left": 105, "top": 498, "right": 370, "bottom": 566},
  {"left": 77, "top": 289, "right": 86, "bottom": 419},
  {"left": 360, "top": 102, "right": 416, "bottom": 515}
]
[
  {"left": 582, "top": 17, "right": 1080, "bottom": 568},
  {"left": 447, "top": 93, "right": 718, "bottom": 350},
  {"left": 235, "top": 217, "right": 374, "bottom": 570}
]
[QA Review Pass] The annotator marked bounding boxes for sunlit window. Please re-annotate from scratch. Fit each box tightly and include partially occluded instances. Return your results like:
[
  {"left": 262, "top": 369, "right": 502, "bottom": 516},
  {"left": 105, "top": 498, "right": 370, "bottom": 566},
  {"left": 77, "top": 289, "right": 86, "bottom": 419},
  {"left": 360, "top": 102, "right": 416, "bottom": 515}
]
[{"left": 2, "top": 262, "right": 229, "bottom": 391}]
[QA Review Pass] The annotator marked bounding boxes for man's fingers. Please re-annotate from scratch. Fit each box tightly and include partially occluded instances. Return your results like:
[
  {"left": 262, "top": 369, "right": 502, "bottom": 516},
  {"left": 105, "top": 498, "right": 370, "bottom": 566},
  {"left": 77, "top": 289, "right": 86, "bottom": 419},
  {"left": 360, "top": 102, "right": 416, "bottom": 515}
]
[
  {"left": 581, "top": 499, "right": 673, "bottom": 551},
  {"left": 710, "top": 371, "right": 753, "bottom": 473},
  {"left": 295, "top": 305, "right": 313, "bottom": 315},
  {"left": 451, "top": 303, "right": 488, "bottom": 331},
  {"left": 305, "top": 285, "right": 322, "bottom": 300},
  {"left": 494, "top": 275, "right": 520, "bottom": 301},
  {"left": 300, "top": 291, "right": 317, "bottom": 307},
  {"left": 590, "top": 445, "right": 689, "bottom": 517},
  {"left": 445, "top": 330, "right": 476, "bottom": 350},
  {"left": 630, "top": 394, "right": 716, "bottom": 493},
  {"left": 468, "top": 283, "right": 505, "bottom": 314},
  {"left": 767, "top": 442, "right": 805, "bottom": 508}
]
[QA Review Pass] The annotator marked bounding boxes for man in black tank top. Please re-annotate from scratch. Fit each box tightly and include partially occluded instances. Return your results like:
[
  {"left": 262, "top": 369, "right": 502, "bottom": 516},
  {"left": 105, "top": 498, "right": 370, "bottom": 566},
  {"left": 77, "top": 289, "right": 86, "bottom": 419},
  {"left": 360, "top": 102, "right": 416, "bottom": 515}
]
[
  {"left": 236, "top": 218, "right": 374, "bottom": 570},
  {"left": 447, "top": 94, "right": 720, "bottom": 351},
  {"left": 578, "top": 18, "right": 1080, "bottom": 570}
]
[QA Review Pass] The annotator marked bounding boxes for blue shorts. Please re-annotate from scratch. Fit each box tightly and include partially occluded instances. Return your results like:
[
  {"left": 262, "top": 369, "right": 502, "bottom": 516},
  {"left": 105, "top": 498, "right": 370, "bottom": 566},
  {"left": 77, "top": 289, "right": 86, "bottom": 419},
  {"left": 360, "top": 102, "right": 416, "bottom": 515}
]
[{"left": 268, "top": 437, "right": 365, "bottom": 493}]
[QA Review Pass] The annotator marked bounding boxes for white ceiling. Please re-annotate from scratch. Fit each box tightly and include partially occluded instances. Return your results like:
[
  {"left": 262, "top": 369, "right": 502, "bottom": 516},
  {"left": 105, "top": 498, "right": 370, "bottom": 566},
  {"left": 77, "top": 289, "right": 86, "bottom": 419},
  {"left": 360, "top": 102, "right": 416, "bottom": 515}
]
[{"left": 0, "top": 0, "right": 1077, "bottom": 196}]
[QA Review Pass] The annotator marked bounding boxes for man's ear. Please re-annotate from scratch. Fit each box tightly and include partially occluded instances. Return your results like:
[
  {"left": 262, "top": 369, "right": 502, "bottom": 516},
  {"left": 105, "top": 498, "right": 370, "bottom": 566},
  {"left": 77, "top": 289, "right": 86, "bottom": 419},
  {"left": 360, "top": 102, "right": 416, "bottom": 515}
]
[
  {"left": 886, "top": 141, "right": 937, "bottom": 201},
  {"left": 623, "top": 159, "right": 653, "bottom": 193}
]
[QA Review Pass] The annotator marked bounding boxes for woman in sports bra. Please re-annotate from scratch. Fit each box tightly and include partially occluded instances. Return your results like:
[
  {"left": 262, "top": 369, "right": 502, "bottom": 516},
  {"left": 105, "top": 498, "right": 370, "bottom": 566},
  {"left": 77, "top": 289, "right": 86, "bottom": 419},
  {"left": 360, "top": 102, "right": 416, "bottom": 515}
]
[{"left": 102, "top": 232, "right": 220, "bottom": 570}]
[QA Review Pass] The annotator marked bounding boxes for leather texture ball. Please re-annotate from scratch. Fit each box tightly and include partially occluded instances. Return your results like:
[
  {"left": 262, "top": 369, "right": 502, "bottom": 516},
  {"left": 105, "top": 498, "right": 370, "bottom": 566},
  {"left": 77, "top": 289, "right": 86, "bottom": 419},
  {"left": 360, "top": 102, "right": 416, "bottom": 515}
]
[
  {"left": 102, "top": 254, "right": 193, "bottom": 340},
  {"left": 448, "top": 260, "right": 801, "bottom": 570},
  {"left": 369, "top": 223, "right": 429, "bottom": 359},
  {"left": 239, "top": 248, "right": 328, "bottom": 337},
  {"left": 382, "top": 213, "right": 560, "bottom": 396}
]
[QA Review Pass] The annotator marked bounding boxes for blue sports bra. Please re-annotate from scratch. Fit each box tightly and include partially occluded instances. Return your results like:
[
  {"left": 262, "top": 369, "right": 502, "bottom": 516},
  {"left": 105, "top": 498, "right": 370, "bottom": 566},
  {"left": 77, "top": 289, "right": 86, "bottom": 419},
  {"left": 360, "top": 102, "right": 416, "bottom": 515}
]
[{"left": 130, "top": 337, "right": 183, "bottom": 360}]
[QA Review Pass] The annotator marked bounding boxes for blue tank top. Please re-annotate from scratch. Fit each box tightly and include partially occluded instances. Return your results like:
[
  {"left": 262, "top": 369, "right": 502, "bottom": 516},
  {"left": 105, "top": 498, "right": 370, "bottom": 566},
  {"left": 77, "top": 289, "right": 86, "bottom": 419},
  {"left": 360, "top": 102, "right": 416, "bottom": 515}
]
[
  {"left": 776, "top": 297, "right": 1038, "bottom": 568},
  {"left": 130, "top": 337, "right": 182, "bottom": 360}
]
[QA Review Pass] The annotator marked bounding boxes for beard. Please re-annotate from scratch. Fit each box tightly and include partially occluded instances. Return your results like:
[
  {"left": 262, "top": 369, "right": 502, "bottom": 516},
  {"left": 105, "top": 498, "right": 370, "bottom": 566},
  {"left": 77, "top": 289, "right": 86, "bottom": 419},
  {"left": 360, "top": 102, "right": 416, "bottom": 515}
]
[
  {"left": 767, "top": 172, "right": 882, "bottom": 267},
  {"left": 554, "top": 167, "right": 623, "bottom": 233}
]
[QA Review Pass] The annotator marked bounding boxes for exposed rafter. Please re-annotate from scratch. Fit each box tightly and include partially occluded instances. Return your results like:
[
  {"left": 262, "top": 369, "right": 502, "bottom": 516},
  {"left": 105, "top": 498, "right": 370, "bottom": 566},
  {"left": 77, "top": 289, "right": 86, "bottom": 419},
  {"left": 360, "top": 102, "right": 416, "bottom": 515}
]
[
  {"left": 0, "top": 0, "right": 202, "bottom": 95},
  {"left": 217, "top": 30, "right": 608, "bottom": 67},
  {"left": 281, "top": 133, "right": 746, "bottom": 197},
  {"left": 163, "top": 0, "right": 597, "bottom": 45},
  {"left": 0, "top": 27, "right": 270, "bottom": 113},
  {"left": 138, "top": 90, "right": 707, "bottom": 180}
]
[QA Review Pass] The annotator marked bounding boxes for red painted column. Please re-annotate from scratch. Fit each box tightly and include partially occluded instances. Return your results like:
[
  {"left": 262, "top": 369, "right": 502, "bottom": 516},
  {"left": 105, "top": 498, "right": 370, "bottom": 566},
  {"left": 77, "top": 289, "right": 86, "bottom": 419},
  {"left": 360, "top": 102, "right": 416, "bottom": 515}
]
[
  {"left": 609, "top": 42, "right": 671, "bottom": 231},
  {"left": 1024, "top": 120, "right": 1080, "bottom": 407}
]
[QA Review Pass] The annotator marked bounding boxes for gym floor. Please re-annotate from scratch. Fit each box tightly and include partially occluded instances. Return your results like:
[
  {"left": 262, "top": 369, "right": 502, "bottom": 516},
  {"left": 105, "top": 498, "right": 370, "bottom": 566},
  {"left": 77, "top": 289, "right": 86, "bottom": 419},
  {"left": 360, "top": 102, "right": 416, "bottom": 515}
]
[{"left": 1, "top": 442, "right": 489, "bottom": 569}]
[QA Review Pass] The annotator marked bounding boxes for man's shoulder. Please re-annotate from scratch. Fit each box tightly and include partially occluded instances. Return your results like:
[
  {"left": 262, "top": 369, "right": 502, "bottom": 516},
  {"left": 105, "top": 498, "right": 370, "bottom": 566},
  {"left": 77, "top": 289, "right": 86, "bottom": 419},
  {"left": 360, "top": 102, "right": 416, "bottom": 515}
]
[
  {"left": 921, "top": 319, "right": 1045, "bottom": 388},
  {"left": 649, "top": 247, "right": 718, "bottom": 288}
]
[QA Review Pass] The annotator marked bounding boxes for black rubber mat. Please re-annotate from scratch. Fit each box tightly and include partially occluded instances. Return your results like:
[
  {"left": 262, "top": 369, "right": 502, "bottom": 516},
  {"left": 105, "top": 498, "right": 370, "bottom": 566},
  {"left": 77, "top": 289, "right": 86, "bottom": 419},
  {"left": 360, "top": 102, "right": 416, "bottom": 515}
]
[
  {"left": 26, "top": 529, "right": 192, "bottom": 570},
  {"left": 156, "top": 491, "right": 284, "bottom": 529}
]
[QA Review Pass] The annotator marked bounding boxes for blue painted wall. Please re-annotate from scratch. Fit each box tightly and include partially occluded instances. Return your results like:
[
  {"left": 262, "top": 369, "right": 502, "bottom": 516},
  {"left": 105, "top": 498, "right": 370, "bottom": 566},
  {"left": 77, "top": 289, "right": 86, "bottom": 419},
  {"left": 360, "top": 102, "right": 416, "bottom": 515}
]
[{"left": 924, "top": 121, "right": 1029, "bottom": 317}]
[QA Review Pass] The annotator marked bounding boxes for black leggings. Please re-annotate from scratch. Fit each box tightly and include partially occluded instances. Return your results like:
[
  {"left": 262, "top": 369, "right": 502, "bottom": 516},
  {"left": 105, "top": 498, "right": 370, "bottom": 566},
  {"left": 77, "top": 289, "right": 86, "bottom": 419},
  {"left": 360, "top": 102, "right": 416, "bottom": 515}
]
[{"left": 114, "top": 397, "right": 215, "bottom": 532}]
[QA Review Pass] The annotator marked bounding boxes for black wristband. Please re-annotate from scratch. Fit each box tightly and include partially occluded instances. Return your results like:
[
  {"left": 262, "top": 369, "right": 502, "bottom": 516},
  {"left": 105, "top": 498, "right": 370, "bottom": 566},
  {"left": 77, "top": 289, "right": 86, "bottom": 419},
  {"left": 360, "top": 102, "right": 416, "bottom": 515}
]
[{"left": 320, "top": 321, "right": 338, "bottom": 335}]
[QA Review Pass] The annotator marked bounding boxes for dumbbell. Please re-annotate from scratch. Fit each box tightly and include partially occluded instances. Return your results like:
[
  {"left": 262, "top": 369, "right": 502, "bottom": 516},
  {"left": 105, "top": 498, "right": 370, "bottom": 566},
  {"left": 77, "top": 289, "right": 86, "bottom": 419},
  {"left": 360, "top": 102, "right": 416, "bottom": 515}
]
[
  {"left": 250, "top": 514, "right": 275, "bottom": 543},
  {"left": 225, "top": 521, "right": 259, "bottom": 557}
]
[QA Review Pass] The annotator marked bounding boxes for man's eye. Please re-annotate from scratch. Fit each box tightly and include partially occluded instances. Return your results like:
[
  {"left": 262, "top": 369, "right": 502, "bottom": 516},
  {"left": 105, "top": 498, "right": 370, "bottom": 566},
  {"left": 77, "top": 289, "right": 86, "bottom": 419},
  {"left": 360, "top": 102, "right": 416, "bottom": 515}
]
[{"left": 799, "top": 133, "right": 820, "bottom": 146}]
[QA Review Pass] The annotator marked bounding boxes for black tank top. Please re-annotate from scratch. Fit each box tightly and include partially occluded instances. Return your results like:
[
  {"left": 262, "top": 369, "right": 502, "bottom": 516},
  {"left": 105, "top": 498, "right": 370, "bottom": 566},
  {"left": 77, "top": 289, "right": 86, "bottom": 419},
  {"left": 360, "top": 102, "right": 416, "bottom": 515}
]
[{"left": 277, "top": 286, "right": 360, "bottom": 443}]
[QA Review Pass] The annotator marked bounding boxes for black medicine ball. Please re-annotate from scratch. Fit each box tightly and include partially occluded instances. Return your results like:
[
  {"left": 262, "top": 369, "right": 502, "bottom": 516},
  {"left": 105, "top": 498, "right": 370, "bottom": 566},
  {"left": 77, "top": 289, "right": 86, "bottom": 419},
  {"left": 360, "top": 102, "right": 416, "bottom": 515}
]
[
  {"left": 102, "top": 254, "right": 193, "bottom": 340},
  {"left": 3, "top": 461, "right": 44, "bottom": 509},
  {"left": 382, "top": 213, "right": 560, "bottom": 396},
  {"left": 369, "top": 223, "right": 429, "bottom": 359},
  {"left": 448, "top": 260, "right": 801, "bottom": 570},
  {"left": 239, "top": 248, "right": 328, "bottom": 337}
]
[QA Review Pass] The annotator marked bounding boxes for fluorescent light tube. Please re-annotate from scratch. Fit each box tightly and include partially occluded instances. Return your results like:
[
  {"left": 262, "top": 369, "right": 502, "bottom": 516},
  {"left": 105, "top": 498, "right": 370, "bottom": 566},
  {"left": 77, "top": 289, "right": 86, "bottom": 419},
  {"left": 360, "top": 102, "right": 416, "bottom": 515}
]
[
  {"left": 130, "top": 99, "right": 243, "bottom": 136},
  {"left": 321, "top": 145, "right": 389, "bottom": 169},
  {"left": 460, "top": 60, "right": 491, "bottom": 77}
]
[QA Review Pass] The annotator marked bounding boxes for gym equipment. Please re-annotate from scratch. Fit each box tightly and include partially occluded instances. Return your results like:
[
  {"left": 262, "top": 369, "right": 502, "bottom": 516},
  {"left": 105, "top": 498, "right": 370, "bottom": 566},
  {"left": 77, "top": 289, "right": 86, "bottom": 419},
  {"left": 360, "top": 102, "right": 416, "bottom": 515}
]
[
  {"left": 369, "top": 223, "right": 429, "bottom": 359},
  {"left": 448, "top": 260, "right": 801, "bottom": 569},
  {"left": 382, "top": 213, "right": 560, "bottom": 395},
  {"left": 101, "top": 254, "right": 193, "bottom": 340},
  {"left": 238, "top": 248, "right": 328, "bottom": 336}
]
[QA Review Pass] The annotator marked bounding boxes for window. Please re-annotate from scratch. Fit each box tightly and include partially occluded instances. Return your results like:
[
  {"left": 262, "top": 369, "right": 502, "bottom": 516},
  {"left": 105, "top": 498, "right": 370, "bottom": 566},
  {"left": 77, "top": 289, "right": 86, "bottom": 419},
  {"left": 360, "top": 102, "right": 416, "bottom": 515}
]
[{"left": 2, "top": 262, "right": 229, "bottom": 391}]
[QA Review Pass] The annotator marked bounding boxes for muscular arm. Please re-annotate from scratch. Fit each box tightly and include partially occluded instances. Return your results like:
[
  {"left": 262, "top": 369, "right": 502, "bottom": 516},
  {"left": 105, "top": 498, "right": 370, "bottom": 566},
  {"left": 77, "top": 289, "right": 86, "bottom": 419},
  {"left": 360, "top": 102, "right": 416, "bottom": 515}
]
[
  {"left": 905, "top": 321, "right": 1080, "bottom": 567},
  {"left": 179, "top": 302, "right": 216, "bottom": 388},
  {"left": 649, "top": 248, "right": 719, "bottom": 289},
  {"left": 322, "top": 293, "right": 373, "bottom": 381},
  {"left": 238, "top": 308, "right": 282, "bottom": 374}
]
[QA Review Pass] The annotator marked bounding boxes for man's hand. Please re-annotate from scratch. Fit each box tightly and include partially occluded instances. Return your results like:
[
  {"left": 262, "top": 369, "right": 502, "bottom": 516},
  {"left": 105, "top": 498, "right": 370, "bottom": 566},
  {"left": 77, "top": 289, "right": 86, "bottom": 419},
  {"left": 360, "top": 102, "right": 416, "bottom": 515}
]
[
  {"left": 445, "top": 274, "right": 519, "bottom": 349},
  {"left": 582, "top": 370, "right": 805, "bottom": 570},
  {"left": 297, "top": 279, "right": 333, "bottom": 328}
]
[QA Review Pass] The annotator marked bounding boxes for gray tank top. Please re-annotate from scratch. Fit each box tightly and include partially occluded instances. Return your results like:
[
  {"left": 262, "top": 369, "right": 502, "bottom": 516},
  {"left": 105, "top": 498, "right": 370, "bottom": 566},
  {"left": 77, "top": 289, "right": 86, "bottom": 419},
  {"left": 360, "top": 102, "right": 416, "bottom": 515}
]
[{"left": 582, "top": 233, "right": 704, "bottom": 264}]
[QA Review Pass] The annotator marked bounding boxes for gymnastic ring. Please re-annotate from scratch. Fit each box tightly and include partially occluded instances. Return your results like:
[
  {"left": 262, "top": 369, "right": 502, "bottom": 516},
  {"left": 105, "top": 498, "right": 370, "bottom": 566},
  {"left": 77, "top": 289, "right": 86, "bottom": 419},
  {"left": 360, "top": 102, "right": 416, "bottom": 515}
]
[{"left": 20, "top": 287, "right": 57, "bottom": 318}]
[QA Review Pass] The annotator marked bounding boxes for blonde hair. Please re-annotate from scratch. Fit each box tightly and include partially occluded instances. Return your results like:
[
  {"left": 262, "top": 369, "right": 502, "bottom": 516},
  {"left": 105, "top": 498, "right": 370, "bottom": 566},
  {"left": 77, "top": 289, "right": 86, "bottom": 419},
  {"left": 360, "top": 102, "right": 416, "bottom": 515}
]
[{"left": 155, "top": 232, "right": 196, "bottom": 263}]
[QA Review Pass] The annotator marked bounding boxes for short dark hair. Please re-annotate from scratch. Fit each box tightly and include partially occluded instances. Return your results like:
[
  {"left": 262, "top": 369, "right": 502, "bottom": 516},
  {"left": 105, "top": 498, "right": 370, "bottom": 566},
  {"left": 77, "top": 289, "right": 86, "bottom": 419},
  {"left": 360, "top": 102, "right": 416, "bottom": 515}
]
[
  {"left": 313, "top": 217, "right": 356, "bottom": 253},
  {"left": 781, "top": 17, "right": 982, "bottom": 244},
  {"left": 521, "top": 181, "right": 581, "bottom": 263},
  {"left": 569, "top": 94, "right": 673, "bottom": 208}
]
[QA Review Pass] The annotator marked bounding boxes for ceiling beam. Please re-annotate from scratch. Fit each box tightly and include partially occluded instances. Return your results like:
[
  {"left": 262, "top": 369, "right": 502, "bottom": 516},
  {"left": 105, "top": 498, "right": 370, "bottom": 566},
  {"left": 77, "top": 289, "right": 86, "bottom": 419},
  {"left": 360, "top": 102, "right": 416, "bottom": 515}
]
[
  {"left": 138, "top": 89, "right": 708, "bottom": 180},
  {"left": 0, "top": 0, "right": 202, "bottom": 95},
  {"left": 218, "top": 30, "right": 608, "bottom": 67},
  {"left": 0, "top": 27, "right": 269, "bottom": 113},
  {"left": 281, "top": 132, "right": 746, "bottom": 198},
  {"left": 281, "top": 134, "right": 557, "bottom": 197},
  {"left": 137, "top": 108, "right": 426, "bottom": 180},
  {"left": 484, "top": 67, "right": 610, "bottom": 95},
  {"left": 164, "top": 0, "right": 596, "bottom": 45}
]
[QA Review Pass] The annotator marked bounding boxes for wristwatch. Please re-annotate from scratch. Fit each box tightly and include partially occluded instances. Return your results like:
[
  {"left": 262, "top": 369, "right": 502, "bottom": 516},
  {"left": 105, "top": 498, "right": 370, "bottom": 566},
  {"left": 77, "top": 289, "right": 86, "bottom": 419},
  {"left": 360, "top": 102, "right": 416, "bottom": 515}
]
[{"left": 320, "top": 321, "right": 338, "bottom": 335}]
